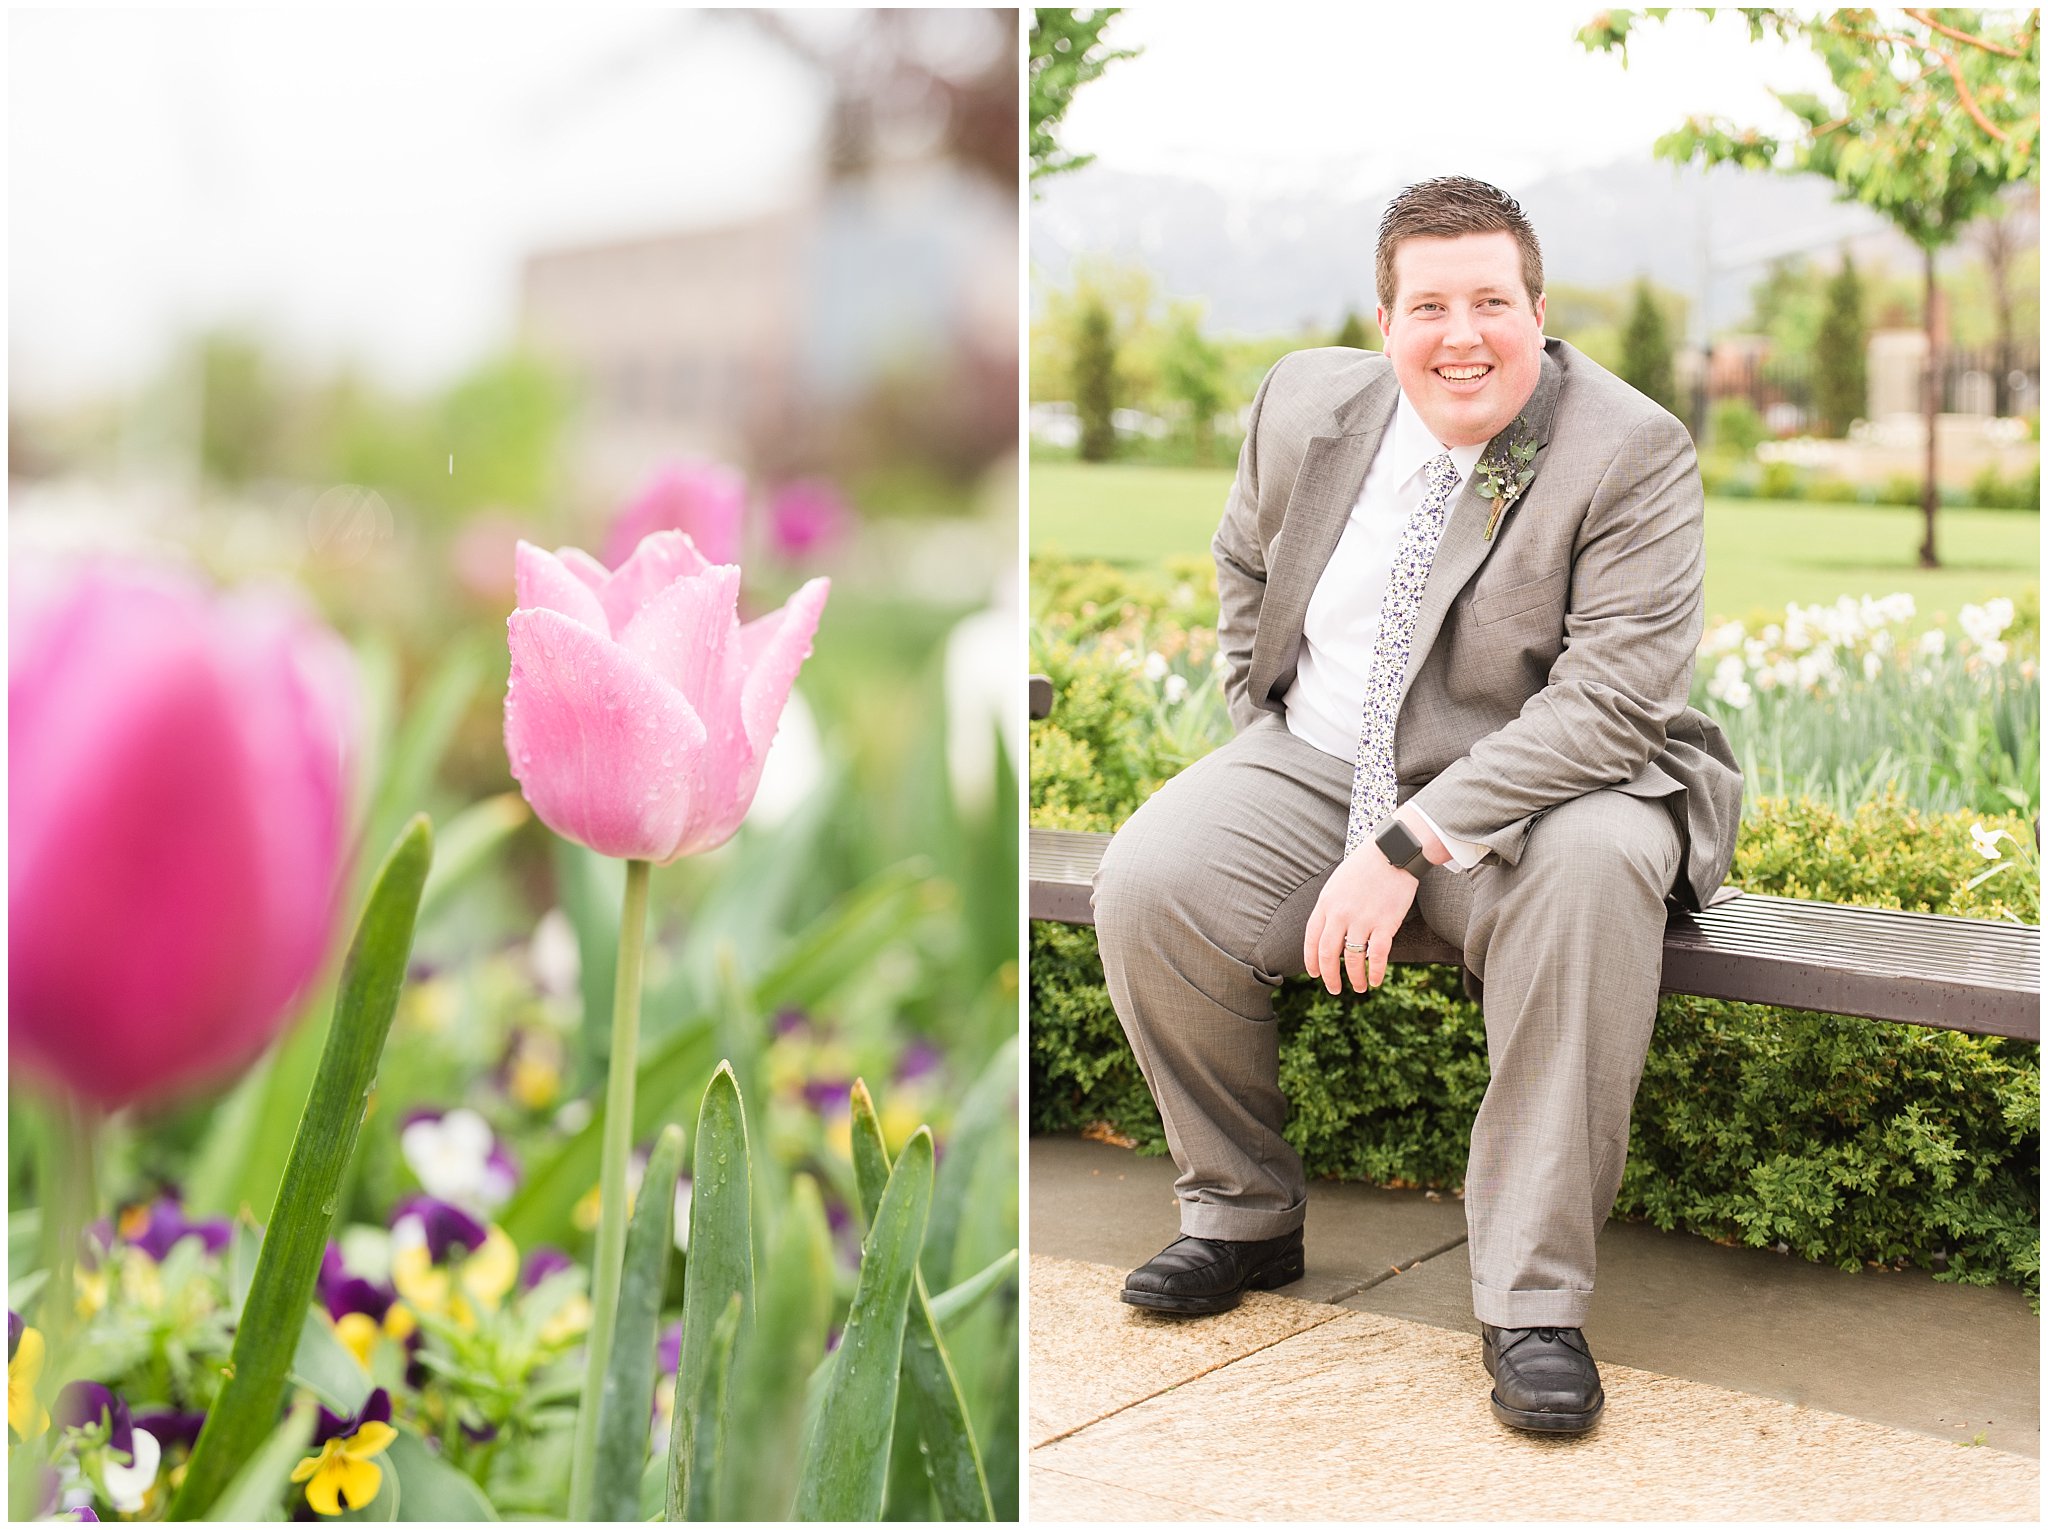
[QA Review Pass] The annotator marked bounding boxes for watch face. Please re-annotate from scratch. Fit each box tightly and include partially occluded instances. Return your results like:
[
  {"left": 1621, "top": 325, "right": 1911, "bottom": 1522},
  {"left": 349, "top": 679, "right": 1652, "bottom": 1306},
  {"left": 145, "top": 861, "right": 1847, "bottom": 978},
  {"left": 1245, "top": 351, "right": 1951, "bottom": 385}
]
[{"left": 1376, "top": 820, "right": 1422, "bottom": 866}]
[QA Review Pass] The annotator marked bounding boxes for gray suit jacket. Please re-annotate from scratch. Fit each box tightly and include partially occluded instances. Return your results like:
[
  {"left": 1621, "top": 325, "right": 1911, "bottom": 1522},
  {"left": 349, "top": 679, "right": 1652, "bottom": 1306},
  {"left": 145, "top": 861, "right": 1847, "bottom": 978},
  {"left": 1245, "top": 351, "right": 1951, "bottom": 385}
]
[{"left": 1213, "top": 338, "right": 1742, "bottom": 911}]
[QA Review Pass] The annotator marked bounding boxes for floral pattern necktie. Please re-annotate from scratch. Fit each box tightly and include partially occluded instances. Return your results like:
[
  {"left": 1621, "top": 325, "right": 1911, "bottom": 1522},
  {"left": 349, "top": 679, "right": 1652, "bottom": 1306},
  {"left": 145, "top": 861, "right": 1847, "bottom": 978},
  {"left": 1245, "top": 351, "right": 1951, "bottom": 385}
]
[{"left": 1344, "top": 451, "right": 1460, "bottom": 856}]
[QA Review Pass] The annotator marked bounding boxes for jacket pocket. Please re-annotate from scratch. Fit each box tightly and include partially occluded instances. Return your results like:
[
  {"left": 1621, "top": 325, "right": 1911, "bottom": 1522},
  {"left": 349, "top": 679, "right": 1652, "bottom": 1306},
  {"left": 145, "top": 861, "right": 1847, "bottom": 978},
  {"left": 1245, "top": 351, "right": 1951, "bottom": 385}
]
[{"left": 1464, "top": 568, "right": 1567, "bottom": 627}]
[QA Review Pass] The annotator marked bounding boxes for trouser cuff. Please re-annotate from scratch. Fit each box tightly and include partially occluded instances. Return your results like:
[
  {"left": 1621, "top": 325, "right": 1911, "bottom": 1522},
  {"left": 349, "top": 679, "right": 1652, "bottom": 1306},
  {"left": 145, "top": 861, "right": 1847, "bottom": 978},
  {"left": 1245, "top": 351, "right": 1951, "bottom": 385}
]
[
  {"left": 1471, "top": 1279, "right": 1592, "bottom": 1329},
  {"left": 1179, "top": 1197, "right": 1306, "bottom": 1242}
]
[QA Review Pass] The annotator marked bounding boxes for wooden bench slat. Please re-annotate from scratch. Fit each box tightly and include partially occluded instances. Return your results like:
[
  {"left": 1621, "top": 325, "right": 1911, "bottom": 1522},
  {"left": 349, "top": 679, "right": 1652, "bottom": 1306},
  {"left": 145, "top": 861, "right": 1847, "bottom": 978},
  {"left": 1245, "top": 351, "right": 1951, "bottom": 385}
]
[{"left": 1028, "top": 826, "right": 2040, "bottom": 1042}]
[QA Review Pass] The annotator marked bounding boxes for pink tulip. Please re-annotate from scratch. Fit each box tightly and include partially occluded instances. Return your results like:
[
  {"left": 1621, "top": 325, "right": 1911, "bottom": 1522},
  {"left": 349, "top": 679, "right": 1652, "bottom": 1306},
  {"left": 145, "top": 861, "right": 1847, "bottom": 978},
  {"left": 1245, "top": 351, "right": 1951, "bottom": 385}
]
[
  {"left": 768, "top": 478, "right": 851, "bottom": 559},
  {"left": 602, "top": 462, "right": 746, "bottom": 571},
  {"left": 503, "top": 531, "right": 829, "bottom": 863},
  {"left": 9, "top": 561, "right": 357, "bottom": 1109}
]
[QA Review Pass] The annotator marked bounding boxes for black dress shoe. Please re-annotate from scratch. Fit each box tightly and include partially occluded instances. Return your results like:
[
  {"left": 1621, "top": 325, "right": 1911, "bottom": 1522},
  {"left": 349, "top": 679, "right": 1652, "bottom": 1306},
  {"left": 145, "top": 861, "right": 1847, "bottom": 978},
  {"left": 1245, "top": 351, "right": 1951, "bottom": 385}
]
[
  {"left": 1481, "top": 1323, "right": 1605, "bottom": 1433},
  {"left": 1120, "top": 1227, "right": 1305, "bottom": 1314}
]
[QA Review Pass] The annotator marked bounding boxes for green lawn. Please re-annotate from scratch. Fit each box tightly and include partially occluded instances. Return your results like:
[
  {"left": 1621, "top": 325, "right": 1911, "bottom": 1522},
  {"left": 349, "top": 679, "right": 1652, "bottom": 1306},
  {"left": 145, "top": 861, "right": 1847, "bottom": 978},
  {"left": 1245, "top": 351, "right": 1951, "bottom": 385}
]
[{"left": 1030, "top": 461, "right": 2039, "bottom": 626}]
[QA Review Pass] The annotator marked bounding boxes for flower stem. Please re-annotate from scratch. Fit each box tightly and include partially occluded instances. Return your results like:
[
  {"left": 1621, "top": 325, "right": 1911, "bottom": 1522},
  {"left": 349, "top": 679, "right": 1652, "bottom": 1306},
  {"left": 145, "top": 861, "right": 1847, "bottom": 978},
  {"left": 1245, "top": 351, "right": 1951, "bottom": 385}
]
[{"left": 567, "top": 858, "right": 650, "bottom": 1521}]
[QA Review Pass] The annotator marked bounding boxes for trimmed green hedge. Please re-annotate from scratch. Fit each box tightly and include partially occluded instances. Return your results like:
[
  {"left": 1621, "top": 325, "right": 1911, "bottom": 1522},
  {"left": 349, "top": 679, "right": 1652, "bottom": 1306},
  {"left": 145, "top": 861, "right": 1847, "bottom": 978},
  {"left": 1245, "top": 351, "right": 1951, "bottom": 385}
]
[{"left": 1030, "top": 583, "right": 2042, "bottom": 1302}]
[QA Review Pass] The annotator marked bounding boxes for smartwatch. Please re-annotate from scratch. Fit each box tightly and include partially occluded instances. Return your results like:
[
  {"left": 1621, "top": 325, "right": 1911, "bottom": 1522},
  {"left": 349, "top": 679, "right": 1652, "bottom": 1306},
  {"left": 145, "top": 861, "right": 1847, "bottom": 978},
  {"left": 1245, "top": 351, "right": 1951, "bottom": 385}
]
[{"left": 1373, "top": 817, "right": 1432, "bottom": 876}]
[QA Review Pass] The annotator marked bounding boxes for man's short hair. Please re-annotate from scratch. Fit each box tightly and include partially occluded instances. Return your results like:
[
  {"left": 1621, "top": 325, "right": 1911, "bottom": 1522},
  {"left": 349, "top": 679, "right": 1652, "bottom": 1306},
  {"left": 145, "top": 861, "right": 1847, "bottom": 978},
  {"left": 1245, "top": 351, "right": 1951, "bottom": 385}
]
[{"left": 1375, "top": 176, "right": 1544, "bottom": 310}]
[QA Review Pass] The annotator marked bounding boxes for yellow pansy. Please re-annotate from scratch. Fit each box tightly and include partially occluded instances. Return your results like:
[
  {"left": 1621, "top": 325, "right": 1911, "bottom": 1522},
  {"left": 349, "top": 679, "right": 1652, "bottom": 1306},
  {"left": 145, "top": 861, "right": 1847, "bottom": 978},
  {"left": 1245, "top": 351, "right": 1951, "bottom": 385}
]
[
  {"left": 391, "top": 1225, "right": 518, "bottom": 1331},
  {"left": 333, "top": 1313, "right": 380, "bottom": 1372},
  {"left": 9, "top": 1324, "right": 50, "bottom": 1439},
  {"left": 291, "top": 1421, "right": 396, "bottom": 1516},
  {"left": 538, "top": 1292, "right": 592, "bottom": 1347}
]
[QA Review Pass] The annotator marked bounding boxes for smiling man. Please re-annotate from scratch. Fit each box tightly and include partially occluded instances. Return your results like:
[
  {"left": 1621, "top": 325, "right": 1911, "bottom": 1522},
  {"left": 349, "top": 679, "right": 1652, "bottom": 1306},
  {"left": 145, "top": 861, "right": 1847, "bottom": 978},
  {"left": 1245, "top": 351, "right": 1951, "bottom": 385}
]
[{"left": 1091, "top": 177, "right": 1742, "bottom": 1434}]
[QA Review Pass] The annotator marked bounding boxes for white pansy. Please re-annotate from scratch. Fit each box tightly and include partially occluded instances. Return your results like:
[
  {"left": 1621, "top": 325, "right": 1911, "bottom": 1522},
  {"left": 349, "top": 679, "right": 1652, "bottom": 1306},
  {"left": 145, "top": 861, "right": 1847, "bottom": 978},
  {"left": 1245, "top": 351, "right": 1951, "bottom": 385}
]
[
  {"left": 1969, "top": 822, "right": 2008, "bottom": 861},
  {"left": 529, "top": 909, "right": 581, "bottom": 1001},
  {"left": 102, "top": 1428, "right": 161, "bottom": 1513},
  {"left": 401, "top": 1108, "right": 512, "bottom": 1212},
  {"left": 1163, "top": 674, "right": 1189, "bottom": 705}
]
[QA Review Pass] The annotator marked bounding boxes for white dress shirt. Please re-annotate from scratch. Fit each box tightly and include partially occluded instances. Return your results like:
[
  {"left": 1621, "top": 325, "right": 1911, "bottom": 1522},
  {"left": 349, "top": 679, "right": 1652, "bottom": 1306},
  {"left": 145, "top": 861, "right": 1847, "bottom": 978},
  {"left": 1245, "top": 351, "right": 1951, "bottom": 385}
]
[{"left": 1282, "top": 392, "right": 1490, "bottom": 870}]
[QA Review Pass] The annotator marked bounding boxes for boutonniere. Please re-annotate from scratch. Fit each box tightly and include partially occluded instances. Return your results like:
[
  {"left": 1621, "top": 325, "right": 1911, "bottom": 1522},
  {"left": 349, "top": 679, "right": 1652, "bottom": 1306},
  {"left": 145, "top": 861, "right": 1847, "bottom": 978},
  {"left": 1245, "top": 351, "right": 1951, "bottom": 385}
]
[{"left": 1475, "top": 422, "right": 1539, "bottom": 541}]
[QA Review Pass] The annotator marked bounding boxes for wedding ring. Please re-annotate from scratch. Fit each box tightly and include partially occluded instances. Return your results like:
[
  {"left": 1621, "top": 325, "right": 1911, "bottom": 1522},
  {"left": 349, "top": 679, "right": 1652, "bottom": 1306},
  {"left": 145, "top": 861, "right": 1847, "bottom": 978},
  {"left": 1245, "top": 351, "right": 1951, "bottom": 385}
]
[{"left": 1343, "top": 940, "right": 1366, "bottom": 952}]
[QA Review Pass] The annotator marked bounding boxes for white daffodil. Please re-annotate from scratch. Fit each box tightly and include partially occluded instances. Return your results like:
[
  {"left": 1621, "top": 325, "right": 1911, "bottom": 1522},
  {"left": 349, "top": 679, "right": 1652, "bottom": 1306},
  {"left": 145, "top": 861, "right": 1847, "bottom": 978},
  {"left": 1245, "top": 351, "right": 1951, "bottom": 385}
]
[
  {"left": 1163, "top": 674, "right": 1189, "bottom": 705},
  {"left": 1143, "top": 650, "right": 1169, "bottom": 682}
]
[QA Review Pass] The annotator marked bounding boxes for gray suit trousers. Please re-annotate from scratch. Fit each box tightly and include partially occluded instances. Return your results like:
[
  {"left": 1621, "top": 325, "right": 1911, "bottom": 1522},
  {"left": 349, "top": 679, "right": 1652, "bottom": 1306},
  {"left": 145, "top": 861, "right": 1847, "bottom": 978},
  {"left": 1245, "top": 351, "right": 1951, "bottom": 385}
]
[{"left": 1092, "top": 714, "right": 1683, "bottom": 1328}]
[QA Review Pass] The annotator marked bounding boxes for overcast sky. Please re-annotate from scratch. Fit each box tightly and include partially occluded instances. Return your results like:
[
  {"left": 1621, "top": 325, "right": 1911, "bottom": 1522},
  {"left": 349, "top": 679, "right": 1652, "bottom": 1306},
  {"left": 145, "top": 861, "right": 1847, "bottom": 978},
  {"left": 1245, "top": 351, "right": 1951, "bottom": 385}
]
[
  {"left": 1055, "top": 5, "right": 1832, "bottom": 200},
  {"left": 10, "top": 9, "right": 828, "bottom": 403}
]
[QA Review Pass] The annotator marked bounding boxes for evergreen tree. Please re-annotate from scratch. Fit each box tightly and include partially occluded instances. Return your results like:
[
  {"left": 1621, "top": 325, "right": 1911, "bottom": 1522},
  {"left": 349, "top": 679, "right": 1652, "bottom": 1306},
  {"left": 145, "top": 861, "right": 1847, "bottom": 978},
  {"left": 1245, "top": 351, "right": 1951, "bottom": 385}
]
[
  {"left": 1814, "top": 252, "right": 1869, "bottom": 438},
  {"left": 1333, "top": 309, "right": 1373, "bottom": 350},
  {"left": 1072, "top": 293, "right": 1118, "bottom": 462},
  {"left": 1619, "top": 278, "right": 1677, "bottom": 413}
]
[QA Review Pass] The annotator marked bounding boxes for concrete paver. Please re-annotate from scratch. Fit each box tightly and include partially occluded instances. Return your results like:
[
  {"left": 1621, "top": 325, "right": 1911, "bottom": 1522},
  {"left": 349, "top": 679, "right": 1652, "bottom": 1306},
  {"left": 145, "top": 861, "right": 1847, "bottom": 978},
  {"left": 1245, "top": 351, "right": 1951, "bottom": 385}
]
[
  {"left": 1029, "top": 1132, "right": 2041, "bottom": 1520},
  {"left": 1029, "top": 1134, "right": 1469, "bottom": 1305},
  {"left": 1030, "top": 1258, "right": 2041, "bottom": 1521},
  {"left": 1029, "top": 1255, "right": 1341, "bottom": 1446},
  {"left": 1343, "top": 1218, "right": 2040, "bottom": 1456}
]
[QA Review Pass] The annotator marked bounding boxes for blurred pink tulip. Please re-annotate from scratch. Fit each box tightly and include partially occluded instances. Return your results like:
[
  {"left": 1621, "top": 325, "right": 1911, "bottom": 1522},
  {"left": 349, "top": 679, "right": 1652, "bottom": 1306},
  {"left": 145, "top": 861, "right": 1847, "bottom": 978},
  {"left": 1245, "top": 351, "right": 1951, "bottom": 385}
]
[
  {"left": 9, "top": 562, "right": 357, "bottom": 1109},
  {"left": 504, "top": 532, "right": 829, "bottom": 863},
  {"left": 768, "top": 479, "right": 851, "bottom": 559},
  {"left": 602, "top": 462, "right": 746, "bottom": 570}
]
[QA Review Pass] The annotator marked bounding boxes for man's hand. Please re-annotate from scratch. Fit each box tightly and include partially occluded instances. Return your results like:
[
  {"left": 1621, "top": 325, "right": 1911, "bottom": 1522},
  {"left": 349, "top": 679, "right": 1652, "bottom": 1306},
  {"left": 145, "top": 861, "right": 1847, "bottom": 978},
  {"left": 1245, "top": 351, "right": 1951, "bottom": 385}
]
[{"left": 1303, "top": 844, "right": 1420, "bottom": 995}]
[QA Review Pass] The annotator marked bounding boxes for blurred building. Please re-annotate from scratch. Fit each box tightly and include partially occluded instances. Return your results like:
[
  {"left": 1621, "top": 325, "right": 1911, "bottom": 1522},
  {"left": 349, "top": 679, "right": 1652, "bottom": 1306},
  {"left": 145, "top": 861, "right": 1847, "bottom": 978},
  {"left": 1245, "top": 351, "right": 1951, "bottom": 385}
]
[{"left": 519, "top": 160, "right": 1015, "bottom": 499}]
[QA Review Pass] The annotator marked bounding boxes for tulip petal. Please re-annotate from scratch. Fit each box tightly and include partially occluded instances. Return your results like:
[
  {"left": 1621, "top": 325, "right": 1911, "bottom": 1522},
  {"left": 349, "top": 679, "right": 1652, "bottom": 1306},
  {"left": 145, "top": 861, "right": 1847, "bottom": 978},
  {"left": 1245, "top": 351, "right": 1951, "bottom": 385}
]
[
  {"left": 617, "top": 565, "right": 747, "bottom": 751},
  {"left": 514, "top": 543, "right": 610, "bottom": 636},
  {"left": 596, "top": 531, "right": 717, "bottom": 638},
  {"left": 727, "top": 577, "right": 830, "bottom": 818},
  {"left": 558, "top": 547, "right": 612, "bottom": 594},
  {"left": 9, "top": 564, "right": 350, "bottom": 1108},
  {"left": 505, "top": 609, "right": 712, "bottom": 862}
]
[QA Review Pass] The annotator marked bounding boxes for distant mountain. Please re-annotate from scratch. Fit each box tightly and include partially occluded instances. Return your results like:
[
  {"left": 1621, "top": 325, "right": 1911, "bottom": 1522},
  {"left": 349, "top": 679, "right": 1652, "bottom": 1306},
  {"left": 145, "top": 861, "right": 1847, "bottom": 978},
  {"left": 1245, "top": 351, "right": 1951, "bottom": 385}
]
[{"left": 1031, "top": 157, "right": 1924, "bottom": 336}]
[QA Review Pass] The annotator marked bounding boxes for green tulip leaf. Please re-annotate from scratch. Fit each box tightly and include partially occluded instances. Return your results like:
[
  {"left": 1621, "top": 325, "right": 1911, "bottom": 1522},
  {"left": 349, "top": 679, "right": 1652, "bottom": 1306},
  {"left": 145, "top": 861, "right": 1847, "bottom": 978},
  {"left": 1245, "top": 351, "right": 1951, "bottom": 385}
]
[
  {"left": 203, "top": 1398, "right": 317, "bottom": 1522},
  {"left": 386, "top": 1427, "right": 499, "bottom": 1521},
  {"left": 593, "top": 1122, "right": 684, "bottom": 1521},
  {"left": 682, "top": 1292, "right": 743, "bottom": 1522},
  {"left": 849, "top": 1083, "right": 993, "bottom": 1521},
  {"left": 417, "top": 792, "right": 529, "bottom": 922},
  {"left": 169, "top": 816, "right": 432, "bottom": 1520},
  {"left": 665, "top": 1064, "right": 754, "bottom": 1520},
  {"left": 728, "top": 1172, "right": 833, "bottom": 1520},
  {"left": 791, "top": 1127, "right": 935, "bottom": 1521},
  {"left": 929, "top": 1249, "right": 1020, "bottom": 1333}
]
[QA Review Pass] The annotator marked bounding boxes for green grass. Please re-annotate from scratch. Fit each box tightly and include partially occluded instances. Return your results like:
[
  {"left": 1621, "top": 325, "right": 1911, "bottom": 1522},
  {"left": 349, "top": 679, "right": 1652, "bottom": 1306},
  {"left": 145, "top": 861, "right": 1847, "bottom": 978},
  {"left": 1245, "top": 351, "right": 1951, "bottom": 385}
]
[{"left": 1029, "top": 461, "right": 2039, "bottom": 625}]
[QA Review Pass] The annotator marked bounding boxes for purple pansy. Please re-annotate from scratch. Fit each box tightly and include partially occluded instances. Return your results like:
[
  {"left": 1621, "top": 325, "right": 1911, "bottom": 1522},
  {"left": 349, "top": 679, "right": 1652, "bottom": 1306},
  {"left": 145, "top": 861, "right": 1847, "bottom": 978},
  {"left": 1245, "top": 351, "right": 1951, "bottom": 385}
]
[
  {"left": 318, "top": 1243, "right": 397, "bottom": 1324},
  {"left": 772, "top": 1008, "right": 811, "bottom": 1038},
  {"left": 657, "top": 1321, "right": 682, "bottom": 1377},
  {"left": 312, "top": 1388, "right": 391, "bottom": 1449},
  {"left": 132, "top": 1409, "right": 206, "bottom": 1452},
  {"left": 387, "top": 1196, "right": 487, "bottom": 1263},
  {"left": 53, "top": 1382, "right": 133, "bottom": 1460},
  {"left": 801, "top": 1078, "right": 853, "bottom": 1113},
  {"left": 126, "top": 1197, "right": 232, "bottom": 1262},
  {"left": 520, "top": 1247, "right": 574, "bottom": 1291},
  {"left": 894, "top": 1039, "right": 942, "bottom": 1084},
  {"left": 8, "top": 1310, "right": 21, "bottom": 1360}
]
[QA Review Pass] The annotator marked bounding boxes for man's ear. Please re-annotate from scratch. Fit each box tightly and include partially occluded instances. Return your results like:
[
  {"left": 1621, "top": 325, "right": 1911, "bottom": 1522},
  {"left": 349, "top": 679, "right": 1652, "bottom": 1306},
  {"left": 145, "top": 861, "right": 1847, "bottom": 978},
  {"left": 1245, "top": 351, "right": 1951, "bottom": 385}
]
[
  {"left": 1375, "top": 305, "right": 1391, "bottom": 342},
  {"left": 1532, "top": 293, "right": 1546, "bottom": 330}
]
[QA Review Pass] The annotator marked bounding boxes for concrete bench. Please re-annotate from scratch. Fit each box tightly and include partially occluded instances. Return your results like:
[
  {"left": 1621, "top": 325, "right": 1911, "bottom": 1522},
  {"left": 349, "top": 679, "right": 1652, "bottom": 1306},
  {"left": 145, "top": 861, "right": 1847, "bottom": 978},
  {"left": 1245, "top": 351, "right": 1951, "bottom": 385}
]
[{"left": 1027, "top": 678, "right": 2041, "bottom": 1042}]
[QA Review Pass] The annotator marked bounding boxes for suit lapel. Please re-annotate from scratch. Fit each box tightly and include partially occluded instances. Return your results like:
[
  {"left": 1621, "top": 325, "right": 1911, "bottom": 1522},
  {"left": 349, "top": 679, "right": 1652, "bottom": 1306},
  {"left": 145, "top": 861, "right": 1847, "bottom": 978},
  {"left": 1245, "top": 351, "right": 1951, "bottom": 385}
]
[
  {"left": 1259, "top": 370, "right": 1399, "bottom": 681},
  {"left": 1398, "top": 345, "right": 1564, "bottom": 699}
]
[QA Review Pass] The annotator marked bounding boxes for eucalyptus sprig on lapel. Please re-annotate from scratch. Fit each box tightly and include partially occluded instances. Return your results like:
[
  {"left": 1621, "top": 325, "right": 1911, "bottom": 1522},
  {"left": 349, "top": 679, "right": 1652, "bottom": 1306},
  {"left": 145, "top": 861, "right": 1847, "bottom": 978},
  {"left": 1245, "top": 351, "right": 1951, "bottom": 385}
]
[{"left": 1476, "top": 420, "right": 1539, "bottom": 541}]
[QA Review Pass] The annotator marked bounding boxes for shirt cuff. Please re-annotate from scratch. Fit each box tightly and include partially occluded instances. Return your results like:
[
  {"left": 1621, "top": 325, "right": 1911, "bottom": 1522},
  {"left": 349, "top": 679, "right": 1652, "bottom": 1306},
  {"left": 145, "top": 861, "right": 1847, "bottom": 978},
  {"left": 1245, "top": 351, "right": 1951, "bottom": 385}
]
[{"left": 1413, "top": 805, "right": 1489, "bottom": 873}]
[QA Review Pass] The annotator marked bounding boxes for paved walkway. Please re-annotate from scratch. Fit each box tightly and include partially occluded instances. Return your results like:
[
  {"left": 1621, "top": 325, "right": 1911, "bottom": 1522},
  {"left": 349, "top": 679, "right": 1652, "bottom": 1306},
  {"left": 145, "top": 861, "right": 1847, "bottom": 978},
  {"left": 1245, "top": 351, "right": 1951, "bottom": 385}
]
[{"left": 1028, "top": 1135, "right": 2040, "bottom": 1521}]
